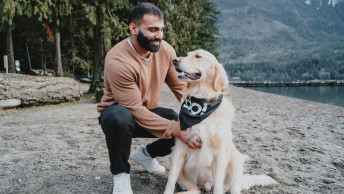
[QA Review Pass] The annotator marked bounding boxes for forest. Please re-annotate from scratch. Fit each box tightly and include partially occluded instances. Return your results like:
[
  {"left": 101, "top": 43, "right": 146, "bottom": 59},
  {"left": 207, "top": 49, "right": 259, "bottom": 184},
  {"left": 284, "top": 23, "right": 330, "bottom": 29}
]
[
  {"left": 0, "top": 0, "right": 219, "bottom": 92},
  {"left": 225, "top": 43, "right": 344, "bottom": 81}
]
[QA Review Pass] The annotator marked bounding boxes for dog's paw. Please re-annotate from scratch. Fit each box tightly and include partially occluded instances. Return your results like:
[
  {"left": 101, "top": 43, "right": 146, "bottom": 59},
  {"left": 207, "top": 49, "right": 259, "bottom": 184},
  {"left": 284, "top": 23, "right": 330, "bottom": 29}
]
[{"left": 176, "top": 181, "right": 187, "bottom": 191}]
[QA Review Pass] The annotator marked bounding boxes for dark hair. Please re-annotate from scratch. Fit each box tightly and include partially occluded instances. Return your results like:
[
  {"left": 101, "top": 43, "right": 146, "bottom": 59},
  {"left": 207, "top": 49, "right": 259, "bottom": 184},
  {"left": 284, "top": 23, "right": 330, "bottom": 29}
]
[{"left": 129, "top": 2, "right": 164, "bottom": 24}]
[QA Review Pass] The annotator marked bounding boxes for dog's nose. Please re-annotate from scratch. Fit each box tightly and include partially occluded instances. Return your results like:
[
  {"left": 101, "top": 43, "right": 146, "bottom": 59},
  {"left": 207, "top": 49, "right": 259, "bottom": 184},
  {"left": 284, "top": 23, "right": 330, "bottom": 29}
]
[{"left": 173, "top": 58, "right": 181, "bottom": 65}]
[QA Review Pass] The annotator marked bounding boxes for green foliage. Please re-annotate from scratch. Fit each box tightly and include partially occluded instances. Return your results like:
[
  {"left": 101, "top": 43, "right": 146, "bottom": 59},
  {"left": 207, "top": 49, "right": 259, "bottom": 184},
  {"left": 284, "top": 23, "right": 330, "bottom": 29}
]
[
  {"left": 225, "top": 44, "right": 344, "bottom": 81},
  {"left": 70, "top": 57, "right": 90, "bottom": 74},
  {"left": 0, "top": 0, "right": 29, "bottom": 30},
  {"left": 92, "top": 71, "right": 105, "bottom": 91},
  {"left": 161, "top": 0, "right": 203, "bottom": 56},
  {"left": 192, "top": 0, "right": 220, "bottom": 57},
  {"left": 1, "top": 0, "right": 221, "bottom": 91},
  {"left": 155, "top": 0, "right": 220, "bottom": 57},
  {"left": 33, "top": 0, "right": 74, "bottom": 22}
]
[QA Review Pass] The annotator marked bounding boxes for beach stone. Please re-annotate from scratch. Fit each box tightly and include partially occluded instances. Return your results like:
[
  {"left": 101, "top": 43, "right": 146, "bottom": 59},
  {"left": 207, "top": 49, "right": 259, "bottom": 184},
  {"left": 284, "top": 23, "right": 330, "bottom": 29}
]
[
  {"left": 0, "top": 99, "right": 21, "bottom": 108},
  {"left": 0, "top": 73, "right": 83, "bottom": 106}
]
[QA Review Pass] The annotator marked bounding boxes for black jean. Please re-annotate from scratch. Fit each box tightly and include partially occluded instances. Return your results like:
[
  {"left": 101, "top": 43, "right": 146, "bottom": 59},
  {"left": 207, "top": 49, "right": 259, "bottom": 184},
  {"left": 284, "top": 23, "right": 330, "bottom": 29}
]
[{"left": 99, "top": 103, "right": 178, "bottom": 175}]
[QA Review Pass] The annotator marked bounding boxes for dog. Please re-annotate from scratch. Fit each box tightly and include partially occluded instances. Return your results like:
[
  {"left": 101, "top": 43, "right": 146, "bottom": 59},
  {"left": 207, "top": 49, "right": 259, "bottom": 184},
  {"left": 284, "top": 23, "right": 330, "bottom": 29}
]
[{"left": 163, "top": 50, "right": 277, "bottom": 194}]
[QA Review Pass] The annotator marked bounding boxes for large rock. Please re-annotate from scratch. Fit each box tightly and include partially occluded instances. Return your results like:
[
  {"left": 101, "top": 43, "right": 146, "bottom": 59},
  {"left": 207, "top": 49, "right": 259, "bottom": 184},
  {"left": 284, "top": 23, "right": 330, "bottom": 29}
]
[{"left": 0, "top": 73, "right": 83, "bottom": 107}]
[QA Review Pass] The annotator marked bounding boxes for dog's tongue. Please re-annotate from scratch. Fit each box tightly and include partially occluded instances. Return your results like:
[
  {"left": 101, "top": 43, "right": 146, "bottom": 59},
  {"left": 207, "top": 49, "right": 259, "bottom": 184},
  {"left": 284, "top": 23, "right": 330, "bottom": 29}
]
[
  {"left": 177, "top": 70, "right": 201, "bottom": 80},
  {"left": 178, "top": 71, "right": 186, "bottom": 77}
]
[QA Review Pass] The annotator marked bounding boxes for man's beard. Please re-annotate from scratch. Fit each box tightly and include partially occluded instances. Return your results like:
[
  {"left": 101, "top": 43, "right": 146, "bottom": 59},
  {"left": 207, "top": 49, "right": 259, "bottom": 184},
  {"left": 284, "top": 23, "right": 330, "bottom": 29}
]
[{"left": 137, "top": 29, "right": 161, "bottom": 52}]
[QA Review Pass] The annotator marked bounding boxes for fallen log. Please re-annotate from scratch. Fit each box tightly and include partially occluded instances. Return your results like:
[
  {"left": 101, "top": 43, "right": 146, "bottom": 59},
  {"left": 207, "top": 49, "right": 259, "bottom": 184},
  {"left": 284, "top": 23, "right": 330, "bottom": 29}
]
[{"left": 0, "top": 73, "right": 83, "bottom": 107}]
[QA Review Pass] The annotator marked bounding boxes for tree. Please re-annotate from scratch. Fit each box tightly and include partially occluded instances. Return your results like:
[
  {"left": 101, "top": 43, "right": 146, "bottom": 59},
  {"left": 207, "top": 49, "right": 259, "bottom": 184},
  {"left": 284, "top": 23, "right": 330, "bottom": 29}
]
[
  {"left": 191, "top": 0, "right": 220, "bottom": 57},
  {"left": 32, "top": 0, "right": 74, "bottom": 77},
  {"left": 158, "top": 0, "right": 203, "bottom": 56},
  {"left": 0, "top": 0, "right": 28, "bottom": 73},
  {"left": 83, "top": 0, "right": 130, "bottom": 93}
]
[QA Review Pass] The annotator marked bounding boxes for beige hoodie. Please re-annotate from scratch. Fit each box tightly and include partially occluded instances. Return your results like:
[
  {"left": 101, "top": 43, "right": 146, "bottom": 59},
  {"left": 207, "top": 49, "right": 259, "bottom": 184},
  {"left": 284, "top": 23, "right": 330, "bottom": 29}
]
[{"left": 97, "top": 38, "right": 186, "bottom": 139}]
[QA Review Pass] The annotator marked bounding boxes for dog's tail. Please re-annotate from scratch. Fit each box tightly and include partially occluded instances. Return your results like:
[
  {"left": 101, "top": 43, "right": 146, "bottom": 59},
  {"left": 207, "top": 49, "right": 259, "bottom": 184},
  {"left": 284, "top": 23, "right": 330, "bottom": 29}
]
[{"left": 241, "top": 174, "right": 278, "bottom": 190}]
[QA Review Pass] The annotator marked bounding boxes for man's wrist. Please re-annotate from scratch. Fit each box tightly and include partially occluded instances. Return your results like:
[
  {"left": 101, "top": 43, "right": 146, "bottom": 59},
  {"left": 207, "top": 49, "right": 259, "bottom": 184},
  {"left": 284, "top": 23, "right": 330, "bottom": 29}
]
[{"left": 170, "top": 121, "right": 182, "bottom": 138}]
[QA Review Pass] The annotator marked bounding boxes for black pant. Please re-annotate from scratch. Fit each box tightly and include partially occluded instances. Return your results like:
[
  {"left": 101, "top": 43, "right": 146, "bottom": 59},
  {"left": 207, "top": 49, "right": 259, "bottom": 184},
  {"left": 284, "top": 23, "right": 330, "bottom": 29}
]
[{"left": 99, "top": 103, "right": 177, "bottom": 175}]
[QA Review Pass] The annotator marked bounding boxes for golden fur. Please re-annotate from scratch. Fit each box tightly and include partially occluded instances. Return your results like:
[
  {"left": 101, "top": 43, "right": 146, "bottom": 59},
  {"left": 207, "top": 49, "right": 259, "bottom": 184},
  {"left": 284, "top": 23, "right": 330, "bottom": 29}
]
[{"left": 164, "top": 50, "right": 277, "bottom": 194}]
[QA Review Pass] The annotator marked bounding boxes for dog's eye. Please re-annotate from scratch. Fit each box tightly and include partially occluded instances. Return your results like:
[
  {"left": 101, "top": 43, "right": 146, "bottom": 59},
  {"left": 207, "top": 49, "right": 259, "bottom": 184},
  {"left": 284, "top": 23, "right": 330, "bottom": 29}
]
[{"left": 195, "top": 55, "right": 201, "bottom": 58}]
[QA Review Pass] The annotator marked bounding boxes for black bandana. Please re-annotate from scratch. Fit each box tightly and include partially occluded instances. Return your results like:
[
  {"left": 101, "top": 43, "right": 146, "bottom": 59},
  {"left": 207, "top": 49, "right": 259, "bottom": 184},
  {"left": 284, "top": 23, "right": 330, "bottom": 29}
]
[{"left": 179, "top": 95, "right": 223, "bottom": 129}]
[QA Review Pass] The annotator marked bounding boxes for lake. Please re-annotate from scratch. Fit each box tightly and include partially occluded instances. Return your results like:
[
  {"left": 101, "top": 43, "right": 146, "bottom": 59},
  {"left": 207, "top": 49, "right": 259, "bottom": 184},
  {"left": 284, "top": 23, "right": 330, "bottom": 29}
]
[{"left": 243, "top": 86, "right": 344, "bottom": 107}]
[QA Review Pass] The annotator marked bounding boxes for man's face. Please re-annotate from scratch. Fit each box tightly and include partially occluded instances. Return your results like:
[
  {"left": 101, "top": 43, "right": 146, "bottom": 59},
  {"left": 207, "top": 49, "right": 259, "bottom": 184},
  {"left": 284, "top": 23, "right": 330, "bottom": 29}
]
[{"left": 135, "top": 14, "right": 164, "bottom": 52}]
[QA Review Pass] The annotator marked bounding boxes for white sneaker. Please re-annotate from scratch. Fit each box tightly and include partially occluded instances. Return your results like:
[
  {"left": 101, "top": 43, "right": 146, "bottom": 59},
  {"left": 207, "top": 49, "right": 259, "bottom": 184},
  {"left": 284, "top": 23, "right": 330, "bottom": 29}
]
[
  {"left": 131, "top": 145, "right": 166, "bottom": 174},
  {"left": 113, "top": 173, "right": 133, "bottom": 194}
]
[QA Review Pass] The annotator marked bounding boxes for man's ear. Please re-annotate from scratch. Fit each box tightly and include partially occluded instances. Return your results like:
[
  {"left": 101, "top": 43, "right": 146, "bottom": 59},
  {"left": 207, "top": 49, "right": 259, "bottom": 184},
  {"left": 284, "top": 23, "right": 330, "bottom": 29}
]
[{"left": 129, "top": 22, "right": 138, "bottom": 35}]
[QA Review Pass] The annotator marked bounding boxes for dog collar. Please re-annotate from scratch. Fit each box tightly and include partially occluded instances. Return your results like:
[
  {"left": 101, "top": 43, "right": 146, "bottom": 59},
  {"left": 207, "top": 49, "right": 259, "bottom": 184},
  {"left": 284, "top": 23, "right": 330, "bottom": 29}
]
[{"left": 179, "top": 95, "right": 223, "bottom": 129}]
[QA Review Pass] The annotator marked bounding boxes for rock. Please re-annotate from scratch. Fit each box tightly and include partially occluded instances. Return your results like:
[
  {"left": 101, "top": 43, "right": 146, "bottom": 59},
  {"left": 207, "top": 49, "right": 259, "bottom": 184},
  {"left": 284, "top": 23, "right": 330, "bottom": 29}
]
[
  {"left": 0, "top": 73, "right": 83, "bottom": 106},
  {"left": 0, "top": 99, "right": 21, "bottom": 108}
]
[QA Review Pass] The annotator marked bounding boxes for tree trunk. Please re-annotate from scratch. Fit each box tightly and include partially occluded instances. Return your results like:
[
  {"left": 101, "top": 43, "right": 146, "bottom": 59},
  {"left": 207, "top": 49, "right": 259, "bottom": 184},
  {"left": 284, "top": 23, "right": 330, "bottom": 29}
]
[
  {"left": 89, "top": 6, "right": 107, "bottom": 93},
  {"left": 54, "top": 18, "right": 63, "bottom": 77},
  {"left": 6, "top": 29, "right": 15, "bottom": 73},
  {"left": 71, "top": 36, "right": 76, "bottom": 74}
]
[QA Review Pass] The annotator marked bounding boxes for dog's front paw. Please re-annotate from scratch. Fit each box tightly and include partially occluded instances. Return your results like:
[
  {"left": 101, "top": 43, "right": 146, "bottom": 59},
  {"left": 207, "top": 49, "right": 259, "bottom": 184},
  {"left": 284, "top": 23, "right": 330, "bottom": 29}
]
[
  {"left": 163, "top": 188, "right": 175, "bottom": 194},
  {"left": 177, "top": 181, "right": 187, "bottom": 191},
  {"left": 213, "top": 188, "right": 226, "bottom": 194}
]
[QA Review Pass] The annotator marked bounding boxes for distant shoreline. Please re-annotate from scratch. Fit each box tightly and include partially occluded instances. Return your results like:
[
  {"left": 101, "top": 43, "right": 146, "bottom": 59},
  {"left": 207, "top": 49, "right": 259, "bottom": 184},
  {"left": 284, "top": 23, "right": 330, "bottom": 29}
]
[
  {"left": 237, "top": 84, "right": 344, "bottom": 107},
  {"left": 231, "top": 80, "right": 344, "bottom": 87}
]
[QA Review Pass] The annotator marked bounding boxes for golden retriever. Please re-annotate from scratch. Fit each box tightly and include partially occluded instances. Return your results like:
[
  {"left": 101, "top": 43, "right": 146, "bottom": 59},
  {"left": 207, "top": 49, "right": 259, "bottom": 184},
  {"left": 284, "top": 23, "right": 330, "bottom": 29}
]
[{"left": 163, "top": 50, "right": 277, "bottom": 194}]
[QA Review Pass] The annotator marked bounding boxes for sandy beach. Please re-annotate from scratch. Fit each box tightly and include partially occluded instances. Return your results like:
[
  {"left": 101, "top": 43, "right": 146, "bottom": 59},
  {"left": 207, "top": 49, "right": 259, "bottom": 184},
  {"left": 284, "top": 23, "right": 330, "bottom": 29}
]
[{"left": 1, "top": 84, "right": 343, "bottom": 194}]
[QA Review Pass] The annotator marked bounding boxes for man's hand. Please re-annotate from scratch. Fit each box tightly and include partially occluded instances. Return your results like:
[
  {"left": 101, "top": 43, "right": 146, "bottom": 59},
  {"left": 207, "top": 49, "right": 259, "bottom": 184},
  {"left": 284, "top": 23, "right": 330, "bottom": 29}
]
[{"left": 179, "top": 128, "right": 202, "bottom": 149}]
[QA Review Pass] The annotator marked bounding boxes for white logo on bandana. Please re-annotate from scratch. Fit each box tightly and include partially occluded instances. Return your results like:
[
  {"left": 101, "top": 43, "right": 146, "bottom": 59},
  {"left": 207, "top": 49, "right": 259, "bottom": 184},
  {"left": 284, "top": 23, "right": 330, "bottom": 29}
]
[{"left": 182, "top": 98, "right": 208, "bottom": 115}]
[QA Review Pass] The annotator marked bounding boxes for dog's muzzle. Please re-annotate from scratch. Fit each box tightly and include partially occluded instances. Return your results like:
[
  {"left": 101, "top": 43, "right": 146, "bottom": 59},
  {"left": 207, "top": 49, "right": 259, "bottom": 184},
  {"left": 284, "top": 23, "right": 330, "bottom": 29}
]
[{"left": 173, "top": 58, "right": 201, "bottom": 80}]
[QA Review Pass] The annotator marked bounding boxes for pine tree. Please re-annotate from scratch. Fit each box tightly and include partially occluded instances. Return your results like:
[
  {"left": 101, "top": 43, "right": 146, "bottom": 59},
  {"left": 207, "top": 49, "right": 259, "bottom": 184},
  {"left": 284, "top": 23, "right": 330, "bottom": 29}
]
[
  {"left": 0, "top": 0, "right": 28, "bottom": 73},
  {"left": 32, "top": 0, "right": 75, "bottom": 77},
  {"left": 81, "top": 0, "right": 130, "bottom": 93}
]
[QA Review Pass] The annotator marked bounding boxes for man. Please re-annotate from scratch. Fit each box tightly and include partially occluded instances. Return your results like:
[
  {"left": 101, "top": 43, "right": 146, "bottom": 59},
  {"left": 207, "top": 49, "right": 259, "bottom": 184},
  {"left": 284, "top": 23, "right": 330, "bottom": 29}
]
[{"left": 97, "top": 2, "right": 201, "bottom": 194}]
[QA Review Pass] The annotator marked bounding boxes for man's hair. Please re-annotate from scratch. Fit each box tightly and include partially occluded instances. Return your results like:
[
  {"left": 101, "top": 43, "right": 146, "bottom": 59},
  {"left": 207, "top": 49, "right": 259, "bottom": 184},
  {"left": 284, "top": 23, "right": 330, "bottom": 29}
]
[{"left": 129, "top": 2, "right": 164, "bottom": 24}]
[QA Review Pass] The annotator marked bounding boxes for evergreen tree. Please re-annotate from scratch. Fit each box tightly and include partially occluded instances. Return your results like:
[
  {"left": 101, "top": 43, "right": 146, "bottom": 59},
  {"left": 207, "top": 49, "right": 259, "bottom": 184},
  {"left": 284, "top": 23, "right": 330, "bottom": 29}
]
[
  {"left": 0, "top": 0, "right": 28, "bottom": 73},
  {"left": 191, "top": 0, "right": 220, "bottom": 57},
  {"left": 81, "top": 0, "right": 130, "bottom": 93},
  {"left": 32, "top": 0, "right": 75, "bottom": 77}
]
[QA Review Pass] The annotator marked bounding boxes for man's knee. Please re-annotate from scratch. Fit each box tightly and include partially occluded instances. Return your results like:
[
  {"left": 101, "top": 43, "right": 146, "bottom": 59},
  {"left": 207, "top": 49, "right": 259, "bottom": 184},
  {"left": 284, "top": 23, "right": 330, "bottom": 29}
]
[{"left": 101, "top": 104, "right": 135, "bottom": 135}]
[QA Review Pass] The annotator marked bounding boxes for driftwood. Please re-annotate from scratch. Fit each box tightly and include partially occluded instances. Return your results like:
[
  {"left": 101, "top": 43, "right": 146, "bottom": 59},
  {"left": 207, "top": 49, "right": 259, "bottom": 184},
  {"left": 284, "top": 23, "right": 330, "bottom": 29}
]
[{"left": 0, "top": 73, "right": 83, "bottom": 107}]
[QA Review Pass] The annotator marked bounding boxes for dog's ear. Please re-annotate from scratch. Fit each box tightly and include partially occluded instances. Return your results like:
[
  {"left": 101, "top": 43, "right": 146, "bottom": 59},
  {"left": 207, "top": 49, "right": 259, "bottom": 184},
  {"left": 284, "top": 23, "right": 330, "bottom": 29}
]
[{"left": 213, "top": 64, "right": 228, "bottom": 91}]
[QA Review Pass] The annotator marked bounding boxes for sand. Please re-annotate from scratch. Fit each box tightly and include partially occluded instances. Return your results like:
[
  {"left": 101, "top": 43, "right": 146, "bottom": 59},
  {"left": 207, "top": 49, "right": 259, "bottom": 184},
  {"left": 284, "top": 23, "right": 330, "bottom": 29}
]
[{"left": 0, "top": 84, "right": 343, "bottom": 194}]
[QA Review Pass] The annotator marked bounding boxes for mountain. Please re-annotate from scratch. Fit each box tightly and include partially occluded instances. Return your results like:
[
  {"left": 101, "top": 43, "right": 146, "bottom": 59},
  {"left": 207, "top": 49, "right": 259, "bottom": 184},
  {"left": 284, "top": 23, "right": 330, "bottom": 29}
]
[
  {"left": 309, "top": 0, "right": 344, "bottom": 8},
  {"left": 213, "top": 0, "right": 344, "bottom": 81}
]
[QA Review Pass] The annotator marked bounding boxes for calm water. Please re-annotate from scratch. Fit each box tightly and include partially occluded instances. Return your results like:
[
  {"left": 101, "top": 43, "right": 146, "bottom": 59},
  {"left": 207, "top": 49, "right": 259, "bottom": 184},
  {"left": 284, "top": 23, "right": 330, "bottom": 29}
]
[{"left": 244, "top": 86, "right": 344, "bottom": 107}]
